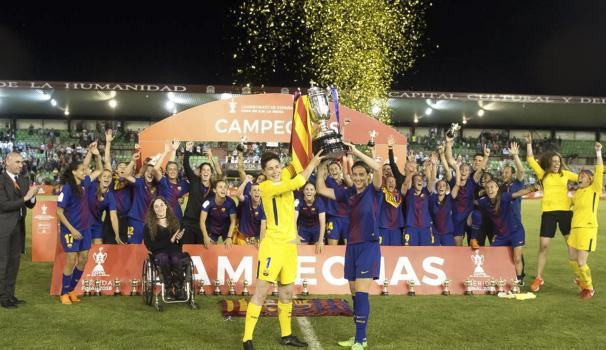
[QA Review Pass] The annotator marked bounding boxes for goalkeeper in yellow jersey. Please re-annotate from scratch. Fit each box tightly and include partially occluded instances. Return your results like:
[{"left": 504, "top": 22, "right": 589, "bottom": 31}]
[
  {"left": 568, "top": 142, "right": 602, "bottom": 299},
  {"left": 242, "top": 150, "right": 324, "bottom": 350}
]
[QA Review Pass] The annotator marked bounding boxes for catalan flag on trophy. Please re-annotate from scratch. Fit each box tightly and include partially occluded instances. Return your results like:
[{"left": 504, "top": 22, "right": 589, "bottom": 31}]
[{"left": 289, "top": 91, "right": 315, "bottom": 174}]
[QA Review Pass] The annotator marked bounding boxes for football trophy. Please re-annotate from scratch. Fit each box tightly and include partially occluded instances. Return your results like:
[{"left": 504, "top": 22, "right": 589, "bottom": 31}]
[
  {"left": 446, "top": 122, "right": 461, "bottom": 139},
  {"left": 242, "top": 280, "right": 250, "bottom": 297},
  {"left": 308, "top": 82, "right": 348, "bottom": 159},
  {"left": 130, "top": 279, "right": 139, "bottom": 296},
  {"left": 213, "top": 279, "right": 221, "bottom": 296},
  {"left": 381, "top": 280, "right": 389, "bottom": 296},
  {"left": 511, "top": 279, "right": 521, "bottom": 294},
  {"left": 113, "top": 278, "right": 121, "bottom": 296},
  {"left": 198, "top": 279, "right": 207, "bottom": 296},
  {"left": 228, "top": 279, "right": 236, "bottom": 296},
  {"left": 442, "top": 279, "right": 451, "bottom": 296},
  {"left": 497, "top": 278, "right": 506, "bottom": 294},
  {"left": 94, "top": 280, "right": 102, "bottom": 296},
  {"left": 83, "top": 280, "right": 91, "bottom": 297},
  {"left": 367, "top": 130, "right": 378, "bottom": 148},
  {"left": 272, "top": 282, "right": 279, "bottom": 297},
  {"left": 407, "top": 280, "right": 416, "bottom": 296},
  {"left": 236, "top": 136, "right": 247, "bottom": 153},
  {"left": 464, "top": 278, "right": 473, "bottom": 295},
  {"left": 301, "top": 280, "right": 309, "bottom": 297}
]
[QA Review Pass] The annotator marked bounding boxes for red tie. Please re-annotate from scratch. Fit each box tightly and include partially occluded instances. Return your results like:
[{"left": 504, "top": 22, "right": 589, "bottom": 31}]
[{"left": 13, "top": 176, "right": 20, "bottom": 190}]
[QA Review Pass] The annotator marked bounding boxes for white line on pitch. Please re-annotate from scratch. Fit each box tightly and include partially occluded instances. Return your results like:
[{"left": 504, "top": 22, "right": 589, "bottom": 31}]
[{"left": 296, "top": 317, "right": 324, "bottom": 350}]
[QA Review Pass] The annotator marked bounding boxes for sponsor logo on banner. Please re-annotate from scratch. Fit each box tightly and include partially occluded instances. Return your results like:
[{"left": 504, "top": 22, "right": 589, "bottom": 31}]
[
  {"left": 90, "top": 247, "right": 109, "bottom": 277},
  {"left": 467, "top": 250, "right": 493, "bottom": 293}
]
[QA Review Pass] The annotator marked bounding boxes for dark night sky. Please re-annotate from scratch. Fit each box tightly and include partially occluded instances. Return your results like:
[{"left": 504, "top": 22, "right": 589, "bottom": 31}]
[{"left": 1, "top": 1, "right": 605, "bottom": 96}]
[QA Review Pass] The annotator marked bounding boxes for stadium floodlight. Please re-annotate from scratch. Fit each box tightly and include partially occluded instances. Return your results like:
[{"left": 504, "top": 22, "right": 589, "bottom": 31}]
[
  {"left": 462, "top": 115, "right": 467, "bottom": 124},
  {"left": 477, "top": 109, "right": 485, "bottom": 117},
  {"left": 165, "top": 101, "right": 175, "bottom": 111},
  {"left": 424, "top": 107, "right": 432, "bottom": 116},
  {"left": 64, "top": 108, "right": 70, "bottom": 116},
  {"left": 108, "top": 99, "right": 118, "bottom": 109},
  {"left": 220, "top": 93, "right": 232, "bottom": 100},
  {"left": 413, "top": 115, "right": 419, "bottom": 123},
  {"left": 50, "top": 99, "right": 57, "bottom": 107}
]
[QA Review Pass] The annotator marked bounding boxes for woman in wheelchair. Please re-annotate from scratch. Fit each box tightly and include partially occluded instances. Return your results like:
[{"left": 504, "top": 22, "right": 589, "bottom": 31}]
[{"left": 143, "top": 196, "right": 187, "bottom": 299}]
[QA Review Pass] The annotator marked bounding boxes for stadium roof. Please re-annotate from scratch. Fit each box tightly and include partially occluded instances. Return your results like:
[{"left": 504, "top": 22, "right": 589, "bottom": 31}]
[{"left": 1, "top": 80, "right": 605, "bottom": 130}]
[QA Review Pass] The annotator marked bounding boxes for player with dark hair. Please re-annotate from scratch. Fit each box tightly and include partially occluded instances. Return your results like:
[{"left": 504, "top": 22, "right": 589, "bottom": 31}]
[
  {"left": 402, "top": 154, "right": 437, "bottom": 246},
  {"left": 56, "top": 143, "right": 103, "bottom": 304},
  {"left": 182, "top": 141, "right": 222, "bottom": 244},
  {"left": 158, "top": 141, "right": 189, "bottom": 223},
  {"left": 378, "top": 174, "right": 404, "bottom": 246},
  {"left": 316, "top": 144, "right": 381, "bottom": 350},
  {"left": 200, "top": 179, "right": 237, "bottom": 248},
  {"left": 242, "top": 150, "right": 323, "bottom": 350},
  {"left": 526, "top": 133, "right": 578, "bottom": 292},
  {"left": 234, "top": 175, "right": 265, "bottom": 245},
  {"left": 430, "top": 158, "right": 461, "bottom": 246},
  {"left": 322, "top": 160, "right": 352, "bottom": 245},
  {"left": 295, "top": 182, "right": 326, "bottom": 250}
]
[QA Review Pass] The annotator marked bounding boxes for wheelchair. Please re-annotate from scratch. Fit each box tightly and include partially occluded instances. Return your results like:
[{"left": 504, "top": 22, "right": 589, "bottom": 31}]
[{"left": 141, "top": 252, "right": 197, "bottom": 311}]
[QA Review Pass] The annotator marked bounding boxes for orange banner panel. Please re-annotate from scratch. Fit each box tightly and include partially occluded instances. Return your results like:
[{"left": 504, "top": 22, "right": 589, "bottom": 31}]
[
  {"left": 31, "top": 201, "right": 59, "bottom": 262},
  {"left": 50, "top": 245, "right": 516, "bottom": 296}
]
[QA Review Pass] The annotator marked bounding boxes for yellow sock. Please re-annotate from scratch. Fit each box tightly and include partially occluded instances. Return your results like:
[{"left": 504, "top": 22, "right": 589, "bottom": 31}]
[
  {"left": 579, "top": 264, "right": 593, "bottom": 290},
  {"left": 568, "top": 260, "right": 581, "bottom": 280},
  {"left": 243, "top": 302, "right": 262, "bottom": 341},
  {"left": 278, "top": 301, "right": 293, "bottom": 337}
]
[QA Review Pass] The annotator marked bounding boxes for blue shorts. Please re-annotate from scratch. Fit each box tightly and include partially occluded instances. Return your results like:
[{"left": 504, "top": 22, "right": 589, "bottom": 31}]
[
  {"left": 91, "top": 223, "right": 104, "bottom": 240},
  {"left": 379, "top": 227, "right": 403, "bottom": 246},
  {"left": 326, "top": 216, "right": 349, "bottom": 241},
  {"left": 404, "top": 226, "right": 435, "bottom": 246},
  {"left": 452, "top": 211, "right": 471, "bottom": 237},
  {"left": 344, "top": 241, "right": 381, "bottom": 281},
  {"left": 60, "top": 228, "right": 92, "bottom": 252},
  {"left": 127, "top": 218, "right": 145, "bottom": 244},
  {"left": 209, "top": 231, "right": 228, "bottom": 243},
  {"left": 492, "top": 228, "right": 525, "bottom": 248},
  {"left": 298, "top": 226, "right": 321, "bottom": 244},
  {"left": 435, "top": 232, "right": 455, "bottom": 246}
]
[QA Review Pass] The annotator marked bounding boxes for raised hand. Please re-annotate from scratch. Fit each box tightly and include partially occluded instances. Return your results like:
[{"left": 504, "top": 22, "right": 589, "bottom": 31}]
[
  {"left": 90, "top": 142, "right": 100, "bottom": 155},
  {"left": 132, "top": 152, "right": 141, "bottom": 161},
  {"left": 596, "top": 142, "right": 603, "bottom": 152},
  {"left": 185, "top": 141, "right": 194, "bottom": 152},
  {"left": 171, "top": 140, "right": 181, "bottom": 151},
  {"left": 524, "top": 133, "right": 532, "bottom": 144},
  {"left": 483, "top": 144, "right": 490, "bottom": 157},
  {"left": 509, "top": 141, "right": 519, "bottom": 156},
  {"left": 105, "top": 129, "right": 114, "bottom": 142}
]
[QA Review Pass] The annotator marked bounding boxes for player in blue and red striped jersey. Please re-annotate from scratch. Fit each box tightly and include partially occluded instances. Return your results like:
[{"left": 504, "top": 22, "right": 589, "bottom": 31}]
[
  {"left": 88, "top": 168, "right": 120, "bottom": 245},
  {"left": 323, "top": 160, "right": 353, "bottom": 245},
  {"left": 295, "top": 182, "right": 326, "bottom": 251},
  {"left": 157, "top": 141, "right": 189, "bottom": 223},
  {"left": 56, "top": 143, "right": 102, "bottom": 305},
  {"left": 499, "top": 141, "right": 527, "bottom": 283},
  {"left": 378, "top": 175, "right": 404, "bottom": 246},
  {"left": 200, "top": 180, "right": 237, "bottom": 248},
  {"left": 234, "top": 175, "right": 266, "bottom": 245},
  {"left": 316, "top": 143, "right": 382, "bottom": 350},
  {"left": 102, "top": 129, "right": 133, "bottom": 244},
  {"left": 429, "top": 155, "right": 461, "bottom": 246},
  {"left": 402, "top": 153, "right": 437, "bottom": 246},
  {"left": 124, "top": 145, "right": 167, "bottom": 244},
  {"left": 182, "top": 141, "right": 222, "bottom": 244},
  {"left": 478, "top": 180, "right": 540, "bottom": 283},
  {"left": 445, "top": 135, "right": 478, "bottom": 247}
]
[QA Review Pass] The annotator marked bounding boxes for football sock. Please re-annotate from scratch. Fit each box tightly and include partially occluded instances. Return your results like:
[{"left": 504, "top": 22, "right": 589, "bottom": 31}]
[
  {"left": 579, "top": 264, "right": 593, "bottom": 290},
  {"left": 354, "top": 292, "right": 369, "bottom": 344},
  {"left": 69, "top": 268, "right": 83, "bottom": 292},
  {"left": 568, "top": 260, "right": 581, "bottom": 280},
  {"left": 243, "top": 302, "right": 262, "bottom": 341},
  {"left": 61, "top": 274, "right": 72, "bottom": 295},
  {"left": 278, "top": 301, "right": 293, "bottom": 337}
]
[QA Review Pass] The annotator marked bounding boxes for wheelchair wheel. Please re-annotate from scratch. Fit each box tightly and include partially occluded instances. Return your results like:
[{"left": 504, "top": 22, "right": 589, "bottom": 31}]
[
  {"left": 141, "top": 259, "right": 154, "bottom": 306},
  {"left": 186, "top": 259, "right": 197, "bottom": 309}
]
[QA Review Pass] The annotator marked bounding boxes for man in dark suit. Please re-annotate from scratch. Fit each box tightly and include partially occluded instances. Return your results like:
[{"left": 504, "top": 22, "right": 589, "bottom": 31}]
[{"left": 0, "top": 152, "right": 39, "bottom": 309}]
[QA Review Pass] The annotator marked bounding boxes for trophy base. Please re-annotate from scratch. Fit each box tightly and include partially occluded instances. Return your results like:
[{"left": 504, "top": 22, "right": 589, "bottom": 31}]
[
  {"left": 407, "top": 292, "right": 416, "bottom": 296},
  {"left": 442, "top": 291, "right": 450, "bottom": 296},
  {"left": 312, "top": 131, "right": 348, "bottom": 160},
  {"left": 130, "top": 292, "right": 139, "bottom": 296},
  {"left": 84, "top": 292, "right": 91, "bottom": 297},
  {"left": 213, "top": 292, "right": 221, "bottom": 296},
  {"left": 464, "top": 291, "right": 473, "bottom": 296},
  {"left": 228, "top": 292, "right": 235, "bottom": 296},
  {"left": 114, "top": 292, "right": 121, "bottom": 296},
  {"left": 381, "top": 292, "right": 389, "bottom": 296},
  {"left": 242, "top": 292, "right": 249, "bottom": 297}
]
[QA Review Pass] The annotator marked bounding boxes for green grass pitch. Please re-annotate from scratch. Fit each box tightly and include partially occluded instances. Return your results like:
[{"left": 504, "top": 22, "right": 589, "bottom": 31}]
[{"left": 1, "top": 200, "right": 604, "bottom": 349}]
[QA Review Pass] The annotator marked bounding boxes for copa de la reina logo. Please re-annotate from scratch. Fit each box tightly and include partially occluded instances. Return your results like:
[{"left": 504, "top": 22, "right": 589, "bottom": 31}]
[{"left": 89, "top": 247, "right": 109, "bottom": 277}]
